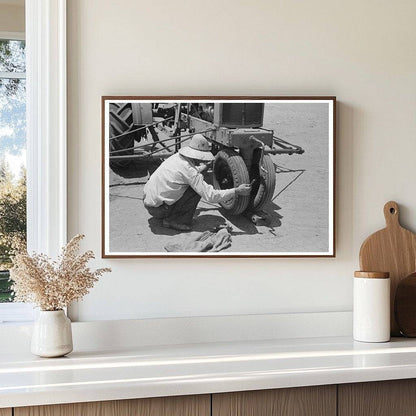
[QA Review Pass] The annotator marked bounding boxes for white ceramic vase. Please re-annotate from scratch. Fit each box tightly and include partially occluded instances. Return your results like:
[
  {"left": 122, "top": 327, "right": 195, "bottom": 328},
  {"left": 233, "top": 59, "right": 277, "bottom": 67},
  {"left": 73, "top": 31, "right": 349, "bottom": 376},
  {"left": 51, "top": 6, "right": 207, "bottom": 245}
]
[{"left": 31, "top": 310, "right": 73, "bottom": 358}]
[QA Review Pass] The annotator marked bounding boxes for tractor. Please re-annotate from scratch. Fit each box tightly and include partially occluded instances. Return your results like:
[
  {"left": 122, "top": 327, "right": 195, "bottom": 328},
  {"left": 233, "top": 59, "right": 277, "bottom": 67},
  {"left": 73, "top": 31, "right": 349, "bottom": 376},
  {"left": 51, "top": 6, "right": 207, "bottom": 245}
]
[{"left": 108, "top": 101, "right": 304, "bottom": 215}]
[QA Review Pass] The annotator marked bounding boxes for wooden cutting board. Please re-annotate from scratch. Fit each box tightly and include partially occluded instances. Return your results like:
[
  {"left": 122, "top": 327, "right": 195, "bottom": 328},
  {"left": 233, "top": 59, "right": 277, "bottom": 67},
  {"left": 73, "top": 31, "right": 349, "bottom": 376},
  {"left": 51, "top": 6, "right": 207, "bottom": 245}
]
[{"left": 359, "top": 201, "right": 416, "bottom": 336}]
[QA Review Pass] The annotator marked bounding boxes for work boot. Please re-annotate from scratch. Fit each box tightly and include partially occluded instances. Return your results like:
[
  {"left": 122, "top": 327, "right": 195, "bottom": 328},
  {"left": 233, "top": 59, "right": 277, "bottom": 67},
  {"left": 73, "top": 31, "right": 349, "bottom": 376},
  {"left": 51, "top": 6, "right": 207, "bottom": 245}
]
[{"left": 162, "top": 219, "right": 192, "bottom": 232}]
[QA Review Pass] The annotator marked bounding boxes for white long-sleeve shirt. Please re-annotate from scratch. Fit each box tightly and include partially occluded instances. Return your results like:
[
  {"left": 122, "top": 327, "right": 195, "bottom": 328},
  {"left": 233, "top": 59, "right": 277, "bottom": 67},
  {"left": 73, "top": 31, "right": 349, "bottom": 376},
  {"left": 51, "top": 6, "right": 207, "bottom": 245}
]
[{"left": 143, "top": 153, "right": 235, "bottom": 207}]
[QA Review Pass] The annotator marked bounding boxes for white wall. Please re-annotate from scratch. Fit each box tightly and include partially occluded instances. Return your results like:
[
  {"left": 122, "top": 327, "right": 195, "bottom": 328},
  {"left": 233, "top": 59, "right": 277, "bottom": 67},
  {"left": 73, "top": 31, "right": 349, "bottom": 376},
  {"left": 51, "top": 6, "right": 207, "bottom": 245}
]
[{"left": 67, "top": 0, "right": 416, "bottom": 322}]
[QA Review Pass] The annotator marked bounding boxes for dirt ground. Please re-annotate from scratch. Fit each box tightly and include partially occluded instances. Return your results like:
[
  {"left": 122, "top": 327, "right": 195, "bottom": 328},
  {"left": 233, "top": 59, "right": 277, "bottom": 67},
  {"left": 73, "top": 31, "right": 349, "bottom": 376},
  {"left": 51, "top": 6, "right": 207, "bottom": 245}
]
[{"left": 108, "top": 103, "right": 330, "bottom": 254}]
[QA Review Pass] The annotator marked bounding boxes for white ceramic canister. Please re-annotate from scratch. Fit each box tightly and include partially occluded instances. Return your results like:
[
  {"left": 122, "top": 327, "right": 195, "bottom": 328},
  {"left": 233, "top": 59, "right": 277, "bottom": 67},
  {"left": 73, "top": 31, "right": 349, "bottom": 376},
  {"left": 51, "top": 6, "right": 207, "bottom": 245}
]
[{"left": 353, "top": 271, "right": 390, "bottom": 342}]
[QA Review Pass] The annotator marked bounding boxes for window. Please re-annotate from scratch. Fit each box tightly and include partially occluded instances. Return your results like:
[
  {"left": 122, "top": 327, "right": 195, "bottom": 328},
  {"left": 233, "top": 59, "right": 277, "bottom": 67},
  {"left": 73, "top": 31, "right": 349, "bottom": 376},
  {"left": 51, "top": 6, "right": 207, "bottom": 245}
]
[
  {"left": 0, "top": 34, "right": 26, "bottom": 304},
  {"left": 0, "top": 1, "right": 67, "bottom": 324}
]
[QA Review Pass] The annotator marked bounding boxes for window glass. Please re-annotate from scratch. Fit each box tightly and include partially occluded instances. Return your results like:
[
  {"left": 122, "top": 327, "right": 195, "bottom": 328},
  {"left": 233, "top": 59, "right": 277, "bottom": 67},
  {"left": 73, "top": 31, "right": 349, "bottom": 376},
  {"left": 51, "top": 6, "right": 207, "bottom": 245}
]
[
  {"left": 0, "top": 39, "right": 26, "bottom": 303},
  {"left": 0, "top": 39, "right": 26, "bottom": 73}
]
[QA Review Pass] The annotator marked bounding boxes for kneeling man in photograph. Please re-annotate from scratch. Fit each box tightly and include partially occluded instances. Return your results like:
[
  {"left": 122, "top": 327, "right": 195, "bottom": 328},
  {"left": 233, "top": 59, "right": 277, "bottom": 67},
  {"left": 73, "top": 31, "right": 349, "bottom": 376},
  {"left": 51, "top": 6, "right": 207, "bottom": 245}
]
[{"left": 143, "top": 134, "right": 251, "bottom": 231}]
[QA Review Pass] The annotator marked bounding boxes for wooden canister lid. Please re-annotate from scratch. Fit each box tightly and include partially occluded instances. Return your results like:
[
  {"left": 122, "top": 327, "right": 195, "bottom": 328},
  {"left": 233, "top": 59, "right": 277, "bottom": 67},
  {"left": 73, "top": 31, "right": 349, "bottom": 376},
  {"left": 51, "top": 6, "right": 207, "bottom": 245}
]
[{"left": 354, "top": 271, "right": 390, "bottom": 279}]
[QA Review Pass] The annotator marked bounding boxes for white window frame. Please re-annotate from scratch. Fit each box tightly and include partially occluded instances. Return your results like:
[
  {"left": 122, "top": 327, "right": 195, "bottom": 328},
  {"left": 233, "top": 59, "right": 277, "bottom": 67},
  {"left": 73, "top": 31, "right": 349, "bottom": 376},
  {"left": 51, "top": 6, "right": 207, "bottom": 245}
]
[
  {"left": 0, "top": 31, "right": 29, "bottom": 322},
  {"left": 0, "top": 0, "right": 67, "bottom": 323}
]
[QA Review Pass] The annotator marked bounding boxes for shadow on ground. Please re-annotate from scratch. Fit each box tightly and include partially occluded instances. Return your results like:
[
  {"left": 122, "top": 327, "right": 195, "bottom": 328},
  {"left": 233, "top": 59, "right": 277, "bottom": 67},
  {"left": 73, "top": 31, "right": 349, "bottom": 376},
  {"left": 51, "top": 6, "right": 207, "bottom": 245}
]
[
  {"left": 148, "top": 217, "right": 182, "bottom": 236},
  {"left": 148, "top": 213, "right": 227, "bottom": 236},
  {"left": 111, "top": 161, "right": 152, "bottom": 179},
  {"left": 147, "top": 203, "right": 284, "bottom": 237},
  {"left": 193, "top": 213, "right": 227, "bottom": 232},
  {"left": 220, "top": 203, "right": 284, "bottom": 235}
]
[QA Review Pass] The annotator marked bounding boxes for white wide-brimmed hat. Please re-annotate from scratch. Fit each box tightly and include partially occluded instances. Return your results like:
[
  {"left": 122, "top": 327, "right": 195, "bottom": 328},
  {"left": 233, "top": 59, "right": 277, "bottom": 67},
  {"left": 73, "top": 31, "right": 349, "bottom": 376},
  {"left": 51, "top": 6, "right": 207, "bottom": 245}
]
[{"left": 178, "top": 134, "right": 214, "bottom": 162}]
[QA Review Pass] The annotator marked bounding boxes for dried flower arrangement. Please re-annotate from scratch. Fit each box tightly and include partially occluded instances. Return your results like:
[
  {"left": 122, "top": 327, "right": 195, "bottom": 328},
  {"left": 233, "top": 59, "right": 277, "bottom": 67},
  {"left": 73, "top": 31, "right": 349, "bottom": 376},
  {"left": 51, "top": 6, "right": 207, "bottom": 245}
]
[{"left": 10, "top": 234, "right": 111, "bottom": 311}]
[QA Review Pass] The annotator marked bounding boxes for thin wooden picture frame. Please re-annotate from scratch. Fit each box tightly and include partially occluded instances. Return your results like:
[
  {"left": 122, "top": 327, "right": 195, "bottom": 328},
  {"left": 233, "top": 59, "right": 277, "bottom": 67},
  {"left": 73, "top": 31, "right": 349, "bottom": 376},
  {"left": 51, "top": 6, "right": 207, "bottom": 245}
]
[{"left": 102, "top": 96, "right": 336, "bottom": 258}]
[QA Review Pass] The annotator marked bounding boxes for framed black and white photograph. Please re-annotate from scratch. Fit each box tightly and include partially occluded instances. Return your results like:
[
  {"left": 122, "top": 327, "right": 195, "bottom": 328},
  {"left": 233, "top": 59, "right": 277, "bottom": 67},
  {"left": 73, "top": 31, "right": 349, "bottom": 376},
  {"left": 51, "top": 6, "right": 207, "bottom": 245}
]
[{"left": 102, "top": 96, "right": 335, "bottom": 257}]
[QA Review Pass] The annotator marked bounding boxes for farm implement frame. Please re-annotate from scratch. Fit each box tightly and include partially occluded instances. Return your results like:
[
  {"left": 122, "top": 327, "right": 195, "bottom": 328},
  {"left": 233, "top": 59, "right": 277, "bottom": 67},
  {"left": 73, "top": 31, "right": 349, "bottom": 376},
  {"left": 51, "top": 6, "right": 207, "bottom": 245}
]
[{"left": 106, "top": 98, "right": 306, "bottom": 215}]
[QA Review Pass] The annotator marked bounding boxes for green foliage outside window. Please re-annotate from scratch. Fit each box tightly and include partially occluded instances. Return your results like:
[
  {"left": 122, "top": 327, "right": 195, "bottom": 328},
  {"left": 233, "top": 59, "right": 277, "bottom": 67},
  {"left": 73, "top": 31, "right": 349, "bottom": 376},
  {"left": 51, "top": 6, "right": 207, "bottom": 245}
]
[
  {"left": 0, "top": 160, "right": 26, "bottom": 302},
  {"left": 0, "top": 38, "right": 27, "bottom": 302}
]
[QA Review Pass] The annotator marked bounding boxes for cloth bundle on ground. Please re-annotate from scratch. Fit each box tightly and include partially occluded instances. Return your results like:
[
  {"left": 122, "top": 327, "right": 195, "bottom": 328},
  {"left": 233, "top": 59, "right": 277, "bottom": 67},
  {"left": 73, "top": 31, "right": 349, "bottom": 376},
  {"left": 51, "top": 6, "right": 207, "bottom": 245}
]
[{"left": 165, "top": 228, "right": 232, "bottom": 253}]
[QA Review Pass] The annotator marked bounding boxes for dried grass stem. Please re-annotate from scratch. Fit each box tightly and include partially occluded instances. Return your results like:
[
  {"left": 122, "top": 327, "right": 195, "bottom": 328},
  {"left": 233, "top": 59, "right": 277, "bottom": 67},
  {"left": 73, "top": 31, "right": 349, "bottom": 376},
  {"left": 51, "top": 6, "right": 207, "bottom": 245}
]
[{"left": 10, "top": 234, "right": 111, "bottom": 310}]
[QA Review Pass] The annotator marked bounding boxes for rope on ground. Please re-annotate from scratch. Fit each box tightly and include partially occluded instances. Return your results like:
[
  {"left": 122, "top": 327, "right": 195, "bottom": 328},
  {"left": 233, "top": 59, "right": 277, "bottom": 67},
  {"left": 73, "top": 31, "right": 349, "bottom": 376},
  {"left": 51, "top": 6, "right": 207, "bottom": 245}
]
[{"left": 271, "top": 167, "right": 305, "bottom": 202}]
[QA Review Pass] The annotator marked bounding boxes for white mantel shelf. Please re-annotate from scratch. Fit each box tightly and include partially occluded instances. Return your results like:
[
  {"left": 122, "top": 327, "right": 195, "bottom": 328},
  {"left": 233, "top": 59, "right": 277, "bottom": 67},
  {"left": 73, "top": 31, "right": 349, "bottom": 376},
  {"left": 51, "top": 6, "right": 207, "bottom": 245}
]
[{"left": 2, "top": 336, "right": 416, "bottom": 408}]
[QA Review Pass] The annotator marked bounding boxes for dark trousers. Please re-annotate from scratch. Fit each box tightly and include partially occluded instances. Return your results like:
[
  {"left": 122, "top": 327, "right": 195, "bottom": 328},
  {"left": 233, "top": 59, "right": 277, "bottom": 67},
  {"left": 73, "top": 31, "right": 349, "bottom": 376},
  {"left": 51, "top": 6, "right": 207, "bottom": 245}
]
[{"left": 145, "top": 187, "right": 201, "bottom": 225}]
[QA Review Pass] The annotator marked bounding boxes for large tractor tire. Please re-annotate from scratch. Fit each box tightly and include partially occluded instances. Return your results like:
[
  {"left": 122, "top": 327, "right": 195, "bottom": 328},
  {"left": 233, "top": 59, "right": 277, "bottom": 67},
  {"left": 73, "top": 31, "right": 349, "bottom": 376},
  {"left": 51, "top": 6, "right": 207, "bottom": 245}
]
[
  {"left": 248, "top": 153, "right": 276, "bottom": 212},
  {"left": 213, "top": 149, "right": 250, "bottom": 215},
  {"left": 109, "top": 103, "right": 135, "bottom": 168}
]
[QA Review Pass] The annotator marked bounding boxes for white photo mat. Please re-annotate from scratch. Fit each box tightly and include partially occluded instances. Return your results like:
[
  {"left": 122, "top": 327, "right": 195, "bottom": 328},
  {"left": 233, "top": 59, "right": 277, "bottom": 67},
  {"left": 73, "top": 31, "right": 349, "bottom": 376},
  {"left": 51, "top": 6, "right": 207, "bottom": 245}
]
[{"left": 102, "top": 97, "right": 335, "bottom": 258}]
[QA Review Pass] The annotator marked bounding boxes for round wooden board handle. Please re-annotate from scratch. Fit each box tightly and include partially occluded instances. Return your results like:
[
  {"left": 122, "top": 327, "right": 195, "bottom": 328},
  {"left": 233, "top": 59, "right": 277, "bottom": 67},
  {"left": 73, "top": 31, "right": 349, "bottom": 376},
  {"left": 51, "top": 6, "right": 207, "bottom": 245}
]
[{"left": 384, "top": 201, "right": 400, "bottom": 228}]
